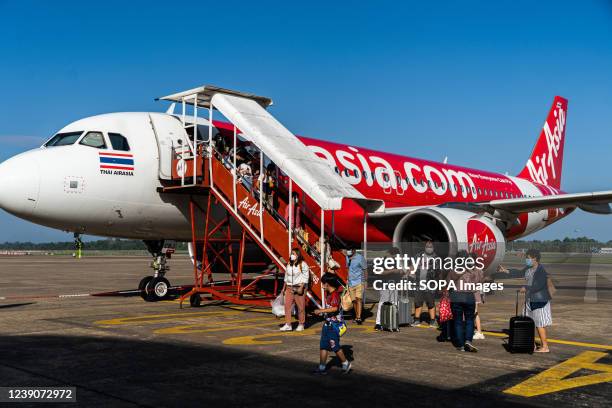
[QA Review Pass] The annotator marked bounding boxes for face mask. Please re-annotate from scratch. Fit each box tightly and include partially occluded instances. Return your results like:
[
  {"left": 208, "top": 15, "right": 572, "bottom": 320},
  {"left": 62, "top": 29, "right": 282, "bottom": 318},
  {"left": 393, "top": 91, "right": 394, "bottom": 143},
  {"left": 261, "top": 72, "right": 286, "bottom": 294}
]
[
  {"left": 525, "top": 258, "right": 533, "bottom": 267},
  {"left": 347, "top": 250, "right": 354, "bottom": 256},
  {"left": 290, "top": 254, "right": 297, "bottom": 261},
  {"left": 425, "top": 247, "right": 434, "bottom": 255}
]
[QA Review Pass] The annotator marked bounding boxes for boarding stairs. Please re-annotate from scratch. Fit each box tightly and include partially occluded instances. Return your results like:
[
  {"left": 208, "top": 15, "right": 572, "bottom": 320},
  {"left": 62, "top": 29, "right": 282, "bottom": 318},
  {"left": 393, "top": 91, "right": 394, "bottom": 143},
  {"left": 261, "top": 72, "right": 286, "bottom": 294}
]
[{"left": 158, "top": 85, "right": 381, "bottom": 307}]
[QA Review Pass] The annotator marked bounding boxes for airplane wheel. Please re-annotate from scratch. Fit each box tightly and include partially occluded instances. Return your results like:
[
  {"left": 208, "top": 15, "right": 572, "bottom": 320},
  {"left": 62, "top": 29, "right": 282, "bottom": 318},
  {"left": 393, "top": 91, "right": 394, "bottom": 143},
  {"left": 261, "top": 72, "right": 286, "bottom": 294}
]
[
  {"left": 139, "top": 276, "right": 154, "bottom": 301},
  {"left": 190, "top": 293, "right": 201, "bottom": 307},
  {"left": 147, "top": 277, "right": 171, "bottom": 301}
]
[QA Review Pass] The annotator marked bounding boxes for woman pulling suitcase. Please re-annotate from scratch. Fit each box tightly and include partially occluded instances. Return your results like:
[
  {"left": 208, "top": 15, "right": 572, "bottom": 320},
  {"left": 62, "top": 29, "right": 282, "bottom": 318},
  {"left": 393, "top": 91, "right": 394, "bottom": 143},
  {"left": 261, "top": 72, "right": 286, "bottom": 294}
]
[{"left": 498, "top": 249, "right": 553, "bottom": 353}]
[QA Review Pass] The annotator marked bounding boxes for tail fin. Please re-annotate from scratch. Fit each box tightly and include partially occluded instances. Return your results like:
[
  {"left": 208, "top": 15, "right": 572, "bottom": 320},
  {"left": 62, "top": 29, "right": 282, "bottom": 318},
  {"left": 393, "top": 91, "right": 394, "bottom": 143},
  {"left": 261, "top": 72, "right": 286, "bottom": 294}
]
[{"left": 517, "top": 96, "right": 568, "bottom": 190}]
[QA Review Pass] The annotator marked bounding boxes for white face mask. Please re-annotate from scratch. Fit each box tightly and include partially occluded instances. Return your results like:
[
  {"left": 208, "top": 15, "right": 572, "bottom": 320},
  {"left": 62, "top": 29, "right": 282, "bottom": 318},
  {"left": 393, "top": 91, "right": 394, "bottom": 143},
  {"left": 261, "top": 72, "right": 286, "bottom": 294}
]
[
  {"left": 290, "top": 254, "right": 297, "bottom": 261},
  {"left": 425, "top": 247, "right": 434, "bottom": 255},
  {"left": 347, "top": 250, "right": 354, "bottom": 256}
]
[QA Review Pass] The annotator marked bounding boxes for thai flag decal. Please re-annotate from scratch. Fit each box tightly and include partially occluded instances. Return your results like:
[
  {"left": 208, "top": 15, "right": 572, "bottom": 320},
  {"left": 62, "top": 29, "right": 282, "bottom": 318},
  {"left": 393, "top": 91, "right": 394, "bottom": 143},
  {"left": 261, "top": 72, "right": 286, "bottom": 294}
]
[{"left": 99, "top": 152, "right": 134, "bottom": 171}]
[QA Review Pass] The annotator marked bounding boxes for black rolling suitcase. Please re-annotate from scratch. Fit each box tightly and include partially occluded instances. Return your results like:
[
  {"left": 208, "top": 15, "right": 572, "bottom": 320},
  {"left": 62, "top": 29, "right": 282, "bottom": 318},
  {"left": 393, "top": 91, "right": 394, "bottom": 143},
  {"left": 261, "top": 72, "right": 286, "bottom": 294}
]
[{"left": 508, "top": 290, "right": 535, "bottom": 354}]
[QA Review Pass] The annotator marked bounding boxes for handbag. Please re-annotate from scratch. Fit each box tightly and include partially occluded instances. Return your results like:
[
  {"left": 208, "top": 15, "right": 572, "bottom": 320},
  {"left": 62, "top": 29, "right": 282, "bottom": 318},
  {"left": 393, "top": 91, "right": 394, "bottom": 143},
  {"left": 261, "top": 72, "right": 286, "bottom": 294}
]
[
  {"left": 341, "top": 286, "right": 354, "bottom": 311},
  {"left": 331, "top": 320, "right": 347, "bottom": 337},
  {"left": 327, "top": 257, "right": 341, "bottom": 271},
  {"left": 438, "top": 292, "right": 452, "bottom": 323},
  {"left": 271, "top": 294, "right": 285, "bottom": 317}
]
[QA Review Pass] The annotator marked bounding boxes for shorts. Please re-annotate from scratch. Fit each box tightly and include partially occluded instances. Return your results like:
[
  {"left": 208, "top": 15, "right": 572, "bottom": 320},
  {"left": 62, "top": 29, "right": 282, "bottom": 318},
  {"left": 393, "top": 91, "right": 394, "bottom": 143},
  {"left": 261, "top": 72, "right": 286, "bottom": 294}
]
[
  {"left": 414, "top": 291, "right": 435, "bottom": 309},
  {"left": 348, "top": 283, "right": 364, "bottom": 300},
  {"left": 320, "top": 323, "right": 341, "bottom": 352}
]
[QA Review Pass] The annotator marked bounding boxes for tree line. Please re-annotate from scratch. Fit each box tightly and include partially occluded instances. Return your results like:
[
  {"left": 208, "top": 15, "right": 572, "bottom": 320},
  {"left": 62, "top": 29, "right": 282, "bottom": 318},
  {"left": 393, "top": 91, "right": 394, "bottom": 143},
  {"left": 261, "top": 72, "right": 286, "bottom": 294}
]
[
  {"left": 0, "top": 239, "right": 188, "bottom": 251},
  {"left": 0, "top": 236, "right": 609, "bottom": 252}
]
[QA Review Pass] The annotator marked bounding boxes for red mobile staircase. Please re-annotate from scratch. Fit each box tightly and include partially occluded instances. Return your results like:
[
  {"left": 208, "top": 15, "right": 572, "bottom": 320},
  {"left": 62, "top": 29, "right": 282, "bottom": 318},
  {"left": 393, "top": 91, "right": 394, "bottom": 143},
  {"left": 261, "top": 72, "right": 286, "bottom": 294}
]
[{"left": 157, "top": 85, "right": 379, "bottom": 308}]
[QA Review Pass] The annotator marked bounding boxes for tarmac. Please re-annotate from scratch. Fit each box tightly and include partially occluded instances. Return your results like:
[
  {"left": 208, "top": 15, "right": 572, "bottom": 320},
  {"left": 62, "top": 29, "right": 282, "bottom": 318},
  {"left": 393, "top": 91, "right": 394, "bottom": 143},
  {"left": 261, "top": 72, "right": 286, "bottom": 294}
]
[{"left": 0, "top": 255, "right": 610, "bottom": 407}]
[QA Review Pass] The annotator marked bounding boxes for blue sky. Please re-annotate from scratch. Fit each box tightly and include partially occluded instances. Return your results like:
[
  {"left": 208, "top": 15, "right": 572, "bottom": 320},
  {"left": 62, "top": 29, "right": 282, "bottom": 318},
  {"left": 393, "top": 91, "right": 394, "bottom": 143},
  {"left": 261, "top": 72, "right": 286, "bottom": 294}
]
[{"left": 0, "top": 1, "right": 611, "bottom": 242}]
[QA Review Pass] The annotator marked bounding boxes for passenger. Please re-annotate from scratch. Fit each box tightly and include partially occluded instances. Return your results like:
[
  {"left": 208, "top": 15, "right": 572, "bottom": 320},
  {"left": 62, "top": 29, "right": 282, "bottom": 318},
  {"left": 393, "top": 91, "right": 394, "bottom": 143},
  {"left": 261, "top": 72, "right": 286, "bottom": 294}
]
[
  {"left": 228, "top": 144, "right": 247, "bottom": 166},
  {"left": 264, "top": 163, "right": 279, "bottom": 211},
  {"left": 213, "top": 133, "right": 227, "bottom": 158},
  {"left": 221, "top": 145, "right": 232, "bottom": 169},
  {"left": 284, "top": 192, "right": 302, "bottom": 232},
  {"left": 262, "top": 165, "right": 276, "bottom": 209},
  {"left": 313, "top": 274, "right": 352, "bottom": 375},
  {"left": 280, "top": 248, "right": 309, "bottom": 332},
  {"left": 498, "top": 249, "right": 552, "bottom": 353},
  {"left": 314, "top": 235, "right": 332, "bottom": 266},
  {"left": 436, "top": 260, "right": 453, "bottom": 342},
  {"left": 237, "top": 161, "right": 253, "bottom": 191},
  {"left": 447, "top": 251, "right": 482, "bottom": 352},
  {"left": 413, "top": 240, "right": 440, "bottom": 327},
  {"left": 346, "top": 246, "right": 366, "bottom": 325},
  {"left": 472, "top": 252, "right": 486, "bottom": 340}
]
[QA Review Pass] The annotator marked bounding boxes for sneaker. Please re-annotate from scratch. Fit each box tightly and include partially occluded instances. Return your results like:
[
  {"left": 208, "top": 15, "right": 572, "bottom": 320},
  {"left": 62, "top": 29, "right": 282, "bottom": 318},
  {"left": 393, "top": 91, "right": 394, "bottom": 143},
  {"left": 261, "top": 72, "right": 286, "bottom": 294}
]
[
  {"left": 430, "top": 320, "right": 439, "bottom": 328},
  {"left": 312, "top": 367, "right": 328, "bottom": 375},
  {"left": 473, "top": 331, "right": 485, "bottom": 340},
  {"left": 341, "top": 362, "right": 352, "bottom": 374},
  {"left": 464, "top": 342, "right": 478, "bottom": 352},
  {"left": 296, "top": 324, "right": 304, "bottom": 332},
  {"left": 355, "top": 319, "right": 363, "bottom": 325},
  {"left": 412, "top": 320, "right": 421, "bottom": 327},
  {"left": 279, "top": 324, "right": 292, "bottom": 331},
  {"left": 456, "top": 346, "right": 465, "bottom": 352},
  {"left": 374, "top": 324, "right": 383, "bottom": 331}
]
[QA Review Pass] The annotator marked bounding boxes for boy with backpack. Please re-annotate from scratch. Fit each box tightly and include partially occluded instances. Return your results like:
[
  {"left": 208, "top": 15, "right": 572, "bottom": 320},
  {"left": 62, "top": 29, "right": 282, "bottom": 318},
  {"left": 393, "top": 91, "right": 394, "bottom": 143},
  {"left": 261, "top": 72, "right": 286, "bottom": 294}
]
[{"left": 313, "top": 274, "right": 352, "bottom": 375}]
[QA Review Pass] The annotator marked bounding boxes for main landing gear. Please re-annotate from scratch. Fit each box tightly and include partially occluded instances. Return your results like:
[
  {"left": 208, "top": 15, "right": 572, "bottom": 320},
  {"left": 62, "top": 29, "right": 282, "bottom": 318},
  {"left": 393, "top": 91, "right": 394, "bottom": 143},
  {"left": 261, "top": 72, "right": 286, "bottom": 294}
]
[{"left": 140, "top": 240, "right": 176, "bottom": 302}]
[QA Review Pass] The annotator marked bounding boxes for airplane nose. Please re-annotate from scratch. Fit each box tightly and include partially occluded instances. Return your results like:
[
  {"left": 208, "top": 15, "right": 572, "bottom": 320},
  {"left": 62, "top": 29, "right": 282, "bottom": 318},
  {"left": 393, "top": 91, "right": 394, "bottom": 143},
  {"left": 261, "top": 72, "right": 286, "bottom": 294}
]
[{"left": 0, "top": 153, "right": 41, "bottom": 218}]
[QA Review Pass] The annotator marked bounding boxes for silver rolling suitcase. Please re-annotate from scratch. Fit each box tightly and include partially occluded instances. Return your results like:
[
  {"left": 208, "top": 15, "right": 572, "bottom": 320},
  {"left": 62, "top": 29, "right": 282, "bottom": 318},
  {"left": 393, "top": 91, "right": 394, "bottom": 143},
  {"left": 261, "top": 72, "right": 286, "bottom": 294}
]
[
  {"left": 381, "top": 302, "right": 399, "bottom": 332},
  {"left": 398, "top": 290, "right": 413, "bottom": 326}
]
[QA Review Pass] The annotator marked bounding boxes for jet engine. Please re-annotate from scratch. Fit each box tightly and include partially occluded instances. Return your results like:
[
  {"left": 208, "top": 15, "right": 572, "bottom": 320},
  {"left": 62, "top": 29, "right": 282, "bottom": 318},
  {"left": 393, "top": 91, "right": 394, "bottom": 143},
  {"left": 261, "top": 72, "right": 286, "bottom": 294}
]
[{"left": 392, "top": 207, "right": 506, "bottom": 274}]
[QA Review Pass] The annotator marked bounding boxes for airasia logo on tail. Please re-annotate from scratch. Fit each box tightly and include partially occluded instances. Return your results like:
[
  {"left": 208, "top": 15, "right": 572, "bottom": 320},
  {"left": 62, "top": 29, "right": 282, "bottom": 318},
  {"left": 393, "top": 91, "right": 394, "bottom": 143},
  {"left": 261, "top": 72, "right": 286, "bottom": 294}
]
[
  {"left": 467, "top": 219, "right": 498, "bottom": 269},
  {"left": 523, "top": 99, "right": 566, "bottom": 187}
]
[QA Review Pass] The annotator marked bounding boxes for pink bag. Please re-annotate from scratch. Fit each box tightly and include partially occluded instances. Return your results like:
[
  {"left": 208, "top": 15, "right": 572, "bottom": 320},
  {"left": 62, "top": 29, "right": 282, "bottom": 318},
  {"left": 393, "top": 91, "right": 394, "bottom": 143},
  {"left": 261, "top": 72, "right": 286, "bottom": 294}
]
[{"left": 438, "top": 293, "right": 452, "bottom": 323}]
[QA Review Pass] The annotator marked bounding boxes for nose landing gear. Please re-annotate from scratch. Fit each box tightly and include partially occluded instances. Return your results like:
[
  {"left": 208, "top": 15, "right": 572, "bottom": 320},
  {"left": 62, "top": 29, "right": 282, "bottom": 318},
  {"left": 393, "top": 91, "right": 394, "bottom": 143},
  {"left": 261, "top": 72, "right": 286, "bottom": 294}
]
[{"left": 140, "top": 240, "right": 175, "bottom": 302}]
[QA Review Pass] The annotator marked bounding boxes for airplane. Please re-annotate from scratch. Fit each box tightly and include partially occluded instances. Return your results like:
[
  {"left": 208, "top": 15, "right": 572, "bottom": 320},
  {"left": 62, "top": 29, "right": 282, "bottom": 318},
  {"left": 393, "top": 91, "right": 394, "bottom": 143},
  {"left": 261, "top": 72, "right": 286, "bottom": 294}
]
[{"left": 0, "top": 86, "right": 610, "bottom": 302}]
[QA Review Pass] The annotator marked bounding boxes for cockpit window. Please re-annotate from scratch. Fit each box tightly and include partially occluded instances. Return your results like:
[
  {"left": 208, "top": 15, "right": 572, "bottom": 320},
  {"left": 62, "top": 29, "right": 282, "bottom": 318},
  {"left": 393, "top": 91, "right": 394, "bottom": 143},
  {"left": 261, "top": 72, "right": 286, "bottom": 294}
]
[
  {"left": 108, "top": 133, "right": 130, "bottom": 151},
  {"left": 45, "top": 131, "right": 83, "bottom": 147},
  {"left": 79, "top": 131, "right": 107, "bottom": 149}
]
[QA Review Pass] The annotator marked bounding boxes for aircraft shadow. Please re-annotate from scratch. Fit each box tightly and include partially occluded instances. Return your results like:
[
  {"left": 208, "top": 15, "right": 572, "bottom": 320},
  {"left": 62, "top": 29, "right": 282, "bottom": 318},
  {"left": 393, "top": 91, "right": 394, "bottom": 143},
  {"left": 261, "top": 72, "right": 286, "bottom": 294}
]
[{"left": 0, "top": 334, "right": 543, "bottom": 408}]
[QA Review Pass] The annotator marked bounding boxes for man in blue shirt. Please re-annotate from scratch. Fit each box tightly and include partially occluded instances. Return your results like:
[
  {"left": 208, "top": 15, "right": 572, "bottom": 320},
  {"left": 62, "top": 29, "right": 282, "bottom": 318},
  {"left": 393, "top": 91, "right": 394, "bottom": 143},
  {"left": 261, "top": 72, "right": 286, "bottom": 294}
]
[{"left": 346, "top": 247, "right": 366, "bottom": 324}]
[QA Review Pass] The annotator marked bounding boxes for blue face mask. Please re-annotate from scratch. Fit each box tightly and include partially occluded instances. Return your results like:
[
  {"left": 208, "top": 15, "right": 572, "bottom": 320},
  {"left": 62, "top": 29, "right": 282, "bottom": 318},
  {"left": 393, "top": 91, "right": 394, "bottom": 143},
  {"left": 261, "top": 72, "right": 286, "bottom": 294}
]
[{"left": 525, "top": 258, "right": 533, "bottom": 267}]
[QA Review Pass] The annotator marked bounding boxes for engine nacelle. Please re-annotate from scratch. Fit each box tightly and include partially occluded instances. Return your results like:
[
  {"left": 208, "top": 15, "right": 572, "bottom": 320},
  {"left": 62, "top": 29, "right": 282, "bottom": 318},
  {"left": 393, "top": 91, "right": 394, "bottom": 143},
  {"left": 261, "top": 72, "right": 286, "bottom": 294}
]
[{"left": 392, "top": 207, "right": 506, "bottom": 274}]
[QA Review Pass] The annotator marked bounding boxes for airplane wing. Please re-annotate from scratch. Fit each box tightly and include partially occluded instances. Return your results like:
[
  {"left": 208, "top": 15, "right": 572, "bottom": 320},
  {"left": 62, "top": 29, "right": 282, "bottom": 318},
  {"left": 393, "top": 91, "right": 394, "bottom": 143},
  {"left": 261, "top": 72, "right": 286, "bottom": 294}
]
[
  {"left": 479, "top": 190, "right": 612, "bottom": 214},
  {"left": 369, "top": 190, "right": 612, "bottom": 219}
]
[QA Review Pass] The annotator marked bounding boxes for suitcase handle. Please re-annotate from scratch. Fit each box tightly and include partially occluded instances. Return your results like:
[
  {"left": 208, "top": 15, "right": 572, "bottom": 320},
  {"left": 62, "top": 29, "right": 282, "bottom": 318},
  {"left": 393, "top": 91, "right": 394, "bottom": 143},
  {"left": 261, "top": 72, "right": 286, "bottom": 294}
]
[{"left": 515, "top": 289, "right": 526, "bottom": 317}]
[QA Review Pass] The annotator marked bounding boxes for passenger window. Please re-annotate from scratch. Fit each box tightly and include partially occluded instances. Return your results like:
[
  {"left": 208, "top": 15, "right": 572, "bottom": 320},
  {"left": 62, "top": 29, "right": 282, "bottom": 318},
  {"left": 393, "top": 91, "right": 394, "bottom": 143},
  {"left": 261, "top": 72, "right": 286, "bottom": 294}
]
[
  {"left": 80, "top": 131, "right": 107, "bottom": 149},
  {"left": 108, "top": 133, "right": 131, "bottom": 151}
]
